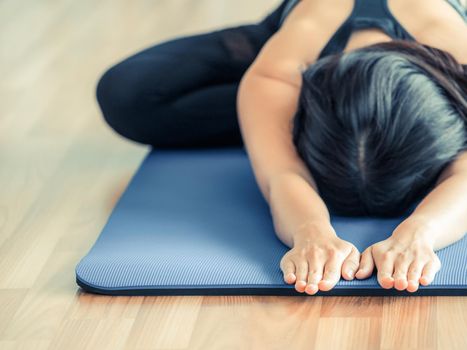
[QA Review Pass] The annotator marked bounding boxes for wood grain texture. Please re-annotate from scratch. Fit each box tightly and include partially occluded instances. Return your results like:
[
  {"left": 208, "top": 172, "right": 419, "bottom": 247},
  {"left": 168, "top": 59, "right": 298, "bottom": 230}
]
[{"left": 0, "top": 0, "right": 466, "bottom": 349}]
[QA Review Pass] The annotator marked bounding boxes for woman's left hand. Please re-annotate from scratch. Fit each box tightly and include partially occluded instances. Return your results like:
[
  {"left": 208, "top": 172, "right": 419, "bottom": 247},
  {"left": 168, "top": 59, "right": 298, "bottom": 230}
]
[{"left": 354, "top": 219, "right": 442, "bottom": 292}]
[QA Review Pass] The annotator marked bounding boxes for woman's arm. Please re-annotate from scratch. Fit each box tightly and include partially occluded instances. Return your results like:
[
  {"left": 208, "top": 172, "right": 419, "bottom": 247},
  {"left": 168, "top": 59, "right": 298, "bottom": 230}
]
[
  {"left": 237, "top": 0, "right": 335, "bottom": 244},
  {"left": 237, "top": 3, "right": 361, "bottom": 295},
  {"left": 237, "top": 70, "right": 331, "bottom": 249},
  {"left": 402, "top": 150, "right": 467, "bottom": 251}
]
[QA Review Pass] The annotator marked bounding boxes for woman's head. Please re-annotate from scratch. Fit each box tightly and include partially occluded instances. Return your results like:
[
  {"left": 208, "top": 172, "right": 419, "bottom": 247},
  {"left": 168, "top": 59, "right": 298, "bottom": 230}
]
[{"left": 293, "top": 40, "right": 467, "bottom": 217}]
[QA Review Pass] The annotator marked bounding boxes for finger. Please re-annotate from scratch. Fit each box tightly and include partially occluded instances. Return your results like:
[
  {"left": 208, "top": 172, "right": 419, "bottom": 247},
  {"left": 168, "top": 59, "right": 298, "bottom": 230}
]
[
  {"left": 393, "top": 254, "right": 411, "bottom": 291},
  {"left": 294, "top": 260, "right": 309, "bottom": 293},
  {"left": 305, "top": 257, "right": 324, "bottom": 295},
  {"left": 341, "top": 246, "right": 360, "bottom": 280},
  {"left": 420, "top": 260, "right": 441, "bottom": 286},
  {"left": 319, "top": 256, "right": 344, "bottom": 291},
  {"left": 280, "top": 258, "right": 296, "bottom": 284},
  {"left": 355, "top": 247, "right": 375, "bottom": 279},
  {"left": 407, "top": 260, "right": 425, "bottom": 293},
  {"left": 377, "top": 253, "right": 395, "bottom": 289}
]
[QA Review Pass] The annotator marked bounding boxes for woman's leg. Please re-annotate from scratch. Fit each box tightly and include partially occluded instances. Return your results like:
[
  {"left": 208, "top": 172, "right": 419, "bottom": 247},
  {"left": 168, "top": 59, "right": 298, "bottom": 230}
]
[{"left": 96, "top": 1, "right": 289, "bottom": 148}]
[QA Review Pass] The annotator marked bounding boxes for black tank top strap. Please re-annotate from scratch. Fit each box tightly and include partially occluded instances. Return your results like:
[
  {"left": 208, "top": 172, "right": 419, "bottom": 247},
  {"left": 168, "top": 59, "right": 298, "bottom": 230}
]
[
  {"left": 318, "top": 0, "right": 415, "bottom": 59},
  {"left": 279, "top": 0, "right": 467, "bottom": 60}
]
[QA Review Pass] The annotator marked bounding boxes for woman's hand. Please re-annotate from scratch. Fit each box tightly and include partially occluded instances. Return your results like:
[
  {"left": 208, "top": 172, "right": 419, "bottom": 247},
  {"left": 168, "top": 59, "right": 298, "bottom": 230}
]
[
  {"left": 355, "top": 219, "right": 442, "bottom": 292},
  {"left": 280, "top": 221, "right": 360, "bottom": 295}
]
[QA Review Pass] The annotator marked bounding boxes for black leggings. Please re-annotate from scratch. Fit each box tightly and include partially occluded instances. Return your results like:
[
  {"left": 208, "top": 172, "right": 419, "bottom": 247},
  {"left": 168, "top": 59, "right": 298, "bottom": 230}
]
[{"left": 96, "top": 1, "right": 289, "bottom": 149}]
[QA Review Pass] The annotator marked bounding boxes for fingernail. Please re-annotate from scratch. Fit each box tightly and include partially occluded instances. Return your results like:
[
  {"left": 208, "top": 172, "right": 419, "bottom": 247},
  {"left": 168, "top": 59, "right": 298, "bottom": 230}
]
[{"left": 347, "top": 270, "right": 354, "bottom": 278}]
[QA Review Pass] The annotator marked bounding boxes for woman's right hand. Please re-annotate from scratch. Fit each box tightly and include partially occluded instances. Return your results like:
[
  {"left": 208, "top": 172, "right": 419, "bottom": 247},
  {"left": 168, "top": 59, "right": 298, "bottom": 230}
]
[{"left": 279, "top": 221, "right": 361, "bottom": 295}]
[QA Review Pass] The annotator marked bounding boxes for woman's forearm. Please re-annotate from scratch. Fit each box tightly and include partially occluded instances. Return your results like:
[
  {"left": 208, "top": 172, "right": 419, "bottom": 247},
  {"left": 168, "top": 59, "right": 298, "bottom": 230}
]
[
  {"left": 397, "top": 172, "right": 467, "bottom": 251},
  {"left": 267, "top": 172, "right": 333, "bottom": 248}
]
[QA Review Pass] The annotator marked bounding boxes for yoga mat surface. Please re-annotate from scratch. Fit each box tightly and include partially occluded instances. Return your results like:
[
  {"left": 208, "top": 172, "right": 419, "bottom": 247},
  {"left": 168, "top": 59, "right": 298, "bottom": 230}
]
[{"left": 76, "top": 148, "right": 467, "bottom": 296}]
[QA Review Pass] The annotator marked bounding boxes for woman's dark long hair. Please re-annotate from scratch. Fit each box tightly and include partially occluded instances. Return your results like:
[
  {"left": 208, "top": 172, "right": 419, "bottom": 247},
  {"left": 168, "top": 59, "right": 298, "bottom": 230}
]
[{"left": 292, "top": 40, "right": 467, "bottom": 217}]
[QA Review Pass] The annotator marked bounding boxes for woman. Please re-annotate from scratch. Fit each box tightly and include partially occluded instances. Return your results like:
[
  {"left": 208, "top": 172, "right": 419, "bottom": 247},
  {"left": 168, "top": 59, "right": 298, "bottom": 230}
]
[{"left": 96, "top": 0, "right": 467, "bottom": 295}]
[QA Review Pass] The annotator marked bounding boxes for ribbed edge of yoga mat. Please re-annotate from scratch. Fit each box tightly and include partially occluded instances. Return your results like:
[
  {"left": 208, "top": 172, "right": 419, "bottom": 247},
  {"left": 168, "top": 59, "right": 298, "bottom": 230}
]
[{"left": 76, "top": 238, "right": 466, "bottom": 290}]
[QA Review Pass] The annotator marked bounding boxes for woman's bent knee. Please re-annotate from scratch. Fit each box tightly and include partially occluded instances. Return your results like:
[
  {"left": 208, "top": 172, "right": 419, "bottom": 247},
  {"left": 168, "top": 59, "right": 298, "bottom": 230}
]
[
  {"left": 95, "top": 61, "right": 164, "bottom": 144},
  {"left": 96, "top": 63, "right": 138, "bottom": 140}
]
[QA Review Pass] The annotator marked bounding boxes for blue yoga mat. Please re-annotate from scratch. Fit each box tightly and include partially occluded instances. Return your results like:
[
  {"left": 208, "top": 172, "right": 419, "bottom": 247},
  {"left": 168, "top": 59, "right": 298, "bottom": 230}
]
[{"left": 76, "top": 148, "right": 467, "bottom": 296}]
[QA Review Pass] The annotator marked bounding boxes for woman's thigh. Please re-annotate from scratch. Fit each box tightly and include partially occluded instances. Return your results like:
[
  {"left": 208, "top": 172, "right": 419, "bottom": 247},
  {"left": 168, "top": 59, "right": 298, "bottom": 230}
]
[{"left": 96, "top": 1, "right": 289, "bottom": 148}]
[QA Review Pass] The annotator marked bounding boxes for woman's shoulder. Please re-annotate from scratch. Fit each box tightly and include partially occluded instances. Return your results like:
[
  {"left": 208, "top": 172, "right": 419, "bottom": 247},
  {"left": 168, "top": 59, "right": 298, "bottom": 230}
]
[{"left": 394, "top": 0, "right": 467, "bottom": 64}]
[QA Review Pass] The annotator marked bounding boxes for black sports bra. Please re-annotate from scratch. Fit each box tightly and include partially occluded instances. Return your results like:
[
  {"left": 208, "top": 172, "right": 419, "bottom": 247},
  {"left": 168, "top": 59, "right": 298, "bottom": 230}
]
[{"left": 279, "top": 0, "right": 467, "bottom": 59}]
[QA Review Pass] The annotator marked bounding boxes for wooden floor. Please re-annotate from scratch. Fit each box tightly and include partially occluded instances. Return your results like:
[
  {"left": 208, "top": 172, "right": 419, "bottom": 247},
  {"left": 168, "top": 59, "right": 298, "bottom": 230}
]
[{"left": 1, "top": 0, "right": 466, "bottom": 349}]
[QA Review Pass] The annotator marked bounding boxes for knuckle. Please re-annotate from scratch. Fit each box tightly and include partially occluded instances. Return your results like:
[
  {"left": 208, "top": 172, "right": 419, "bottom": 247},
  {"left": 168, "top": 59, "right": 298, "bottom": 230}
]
[
  {"left": 324, "top": 246, "right": 336, "bottom": 256},
  {"left": 289, "top": 252, "right": 303, "bottom": 262},
  {"left": 304, "top": 247, "right": 318, "bottom": 258},
  {"left": 303, "top": 245, "right": 320, "bottom": 256},
  {"left": 381, "top": 251, "right": 393, "bottom": 261},
  {"left": 328, "top": 248, "right": 345, "bottom": 260},
  {"left": 395, "top": 251, "right": 409, "bottom": 262},
  {"left": 400, "top": 250, "right": 410, "bottom": 258},
  {"left": 297, "top": 246, "right": 309, "bottom": 256},
  {"left": 410, "top": 249, "right": 423, "bottom": 259},
  {"left": 295, "top": 261, "right": 307, "bottom": 272},
  {"left": 280, "top": 255, "right": 295, "bottom": 268},
  {"left": 310, "top": 248, "right": 326, "bottom": 260}
]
